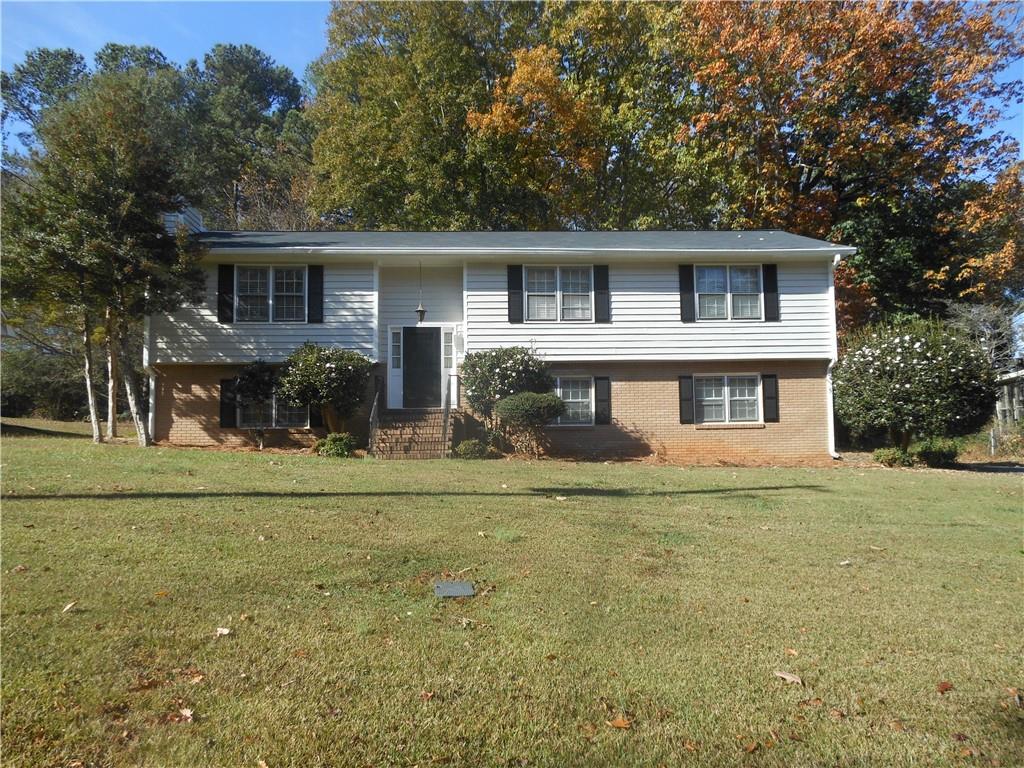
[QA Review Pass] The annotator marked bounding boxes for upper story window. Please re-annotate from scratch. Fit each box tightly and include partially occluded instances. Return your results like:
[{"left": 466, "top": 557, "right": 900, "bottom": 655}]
[
  {"left": 525, "top": 266, "right": 593, "bottom": 322},
  {"left": 235, "top": 266, "right": 307, "bottom": 323},
  {"left": 696, "top": 265, "right": 762, "bottom": 320},
  {"left": 694, "top": 375, "right": 760, "bottom": 423}
]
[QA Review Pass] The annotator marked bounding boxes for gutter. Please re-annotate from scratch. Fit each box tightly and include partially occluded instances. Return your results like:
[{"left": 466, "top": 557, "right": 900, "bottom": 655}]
[{"left": 826, "top": 252, "right": 846, "bottom": 459}]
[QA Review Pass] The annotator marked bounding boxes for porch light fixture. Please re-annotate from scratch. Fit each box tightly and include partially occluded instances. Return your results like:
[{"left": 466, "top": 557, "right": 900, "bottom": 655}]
[{"left": 415, "top": 261, "right": 426, "bottom": 322}]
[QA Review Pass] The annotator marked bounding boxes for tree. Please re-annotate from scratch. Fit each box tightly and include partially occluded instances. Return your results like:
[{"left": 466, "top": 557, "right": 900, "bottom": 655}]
[
  {"left": 833, "top": 318, "right": 997, "bottom": 450},
  {"left": 234, "top": 360, "right": 277, "bottom": 450},
  {"left": 2, "top": 69, "right": 205, "bottom": 445},
  {"left": 1, "top": 47, "right": 88, "bottom": 149},
  {"left": 275, "top": 344, "right": 373, "bottom": 432},
  {"left": 460, "top": 346, "right": 554, "bottom": 425},
  {"left": 946, "top": 301, "right": 1022, "bottom": 372}
]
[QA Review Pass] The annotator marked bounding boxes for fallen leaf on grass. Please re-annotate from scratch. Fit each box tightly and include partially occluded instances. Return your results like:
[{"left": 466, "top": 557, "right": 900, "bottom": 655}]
[
  {"left": 798, "top": 697, "right": 823, "bottom": 708},
  {"left": 958, "top": 747, "right": 977, "bottom": 758},
  {"left": 419, "top": 690, "right": 434, "bottom": 702},
  {"left": 838, "top": 560, "right": 852, "bottom": 567},
  {"left": 215, "top": 627, "right": 232, "bottom": 637},
  {"left": 62, "top": 601, "right": 78, "bottom": 614},
  {"left": 154, "top": 590, "right": 170, "bottom": 599},
  {"left": 774, "top": 671, "right": 803, "bottom": 686},
  {"left": 937, "top": 681, "right": 954, "bottom": 695},
  {"left": 952, "top": 733, "right": 969, "bottom": 742},
  {"left": 11, "top": 565, "right": 28, "bottom": 573},
  {"left": 889, "top": 719, "right": 905, "bottom": 732},
  {"left": 258, "top": 761, "right": 270, "bottom": 768},
  {"left": 545, "top": 653, "right": 557, "bottom": 662},
  {"left": 785, "top": 648, "right": 799, "bottom": 657},
  {"left": 606, "top": 715, "right": 632, "bottom": 729},
  {"left": 869, "top": 545, "right": 886, "bottom": 551},
  {"left": 555, "top": 496, "right": 567, "bottom": 501},
  {"left": 829, "top": 709, "right": 846, "bottom": 720},
  {"left": 178, "top": 708, "right": 193, "bottom": 723},
  {"left": 744, "top": 742, "right": 759, "bottom": 753},
  {"left": 683, "top": 740, "right": 698, "bottom": 752}
]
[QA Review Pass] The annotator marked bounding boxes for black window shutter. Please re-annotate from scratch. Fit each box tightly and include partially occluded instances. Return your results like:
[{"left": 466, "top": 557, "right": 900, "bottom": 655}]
[
  {"left": 309, "top": 404, "right": 324, "bottom": 428},
  {"left": 217, "top": 265, "right": 234, "bottom": 323},
  {"left": 219, "top": 379, "right": 238, "bottom": 428},
  {"left": 594, "top": 377, "right": 611, "bottom": 424},
  {"left": 762, "top": 374, "right": 779, "bottom": 422},
  {"left": 594, "top": 266, "right": 610, "bottom": 323},
  {"left": 507, "top": 265, "right": 524, "bottom": 323},
  {"left": 679, "top": 265, "right": 696, "bottom": 323},
  {"left": 307, "top": 265, "right": 324, "bottom": 323},
  {"left": 763, "top": 264, "right": 779, "bottom": 322},
  {"left": 679, "top": 375, "right": 695, "bottom": 424}
]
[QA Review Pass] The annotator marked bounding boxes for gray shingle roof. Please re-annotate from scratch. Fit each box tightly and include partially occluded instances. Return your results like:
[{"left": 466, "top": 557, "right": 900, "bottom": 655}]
[{"left": 194, "top": 230, "right": 855, "bottom": 254}]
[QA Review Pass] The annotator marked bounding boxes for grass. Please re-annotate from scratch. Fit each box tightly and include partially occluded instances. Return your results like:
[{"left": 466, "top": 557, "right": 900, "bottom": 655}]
[{"left": 2, "top": 422, "right": 1021, "bottom": 767}]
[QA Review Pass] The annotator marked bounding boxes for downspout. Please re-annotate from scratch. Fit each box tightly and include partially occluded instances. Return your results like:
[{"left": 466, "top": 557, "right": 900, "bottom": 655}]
[{"left": 826, "top": 253, "right": 842, "bottom": 459}]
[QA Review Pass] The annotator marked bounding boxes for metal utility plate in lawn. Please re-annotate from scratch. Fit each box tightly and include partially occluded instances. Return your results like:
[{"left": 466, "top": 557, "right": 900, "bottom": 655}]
[{"left": 434, "top": 580, "right": 475, "bottom": 598}]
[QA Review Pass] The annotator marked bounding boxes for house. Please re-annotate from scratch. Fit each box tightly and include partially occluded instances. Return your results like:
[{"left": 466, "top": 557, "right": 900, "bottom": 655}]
[{"left": 144, "top": 228, "right": 855, "bottom": 462}]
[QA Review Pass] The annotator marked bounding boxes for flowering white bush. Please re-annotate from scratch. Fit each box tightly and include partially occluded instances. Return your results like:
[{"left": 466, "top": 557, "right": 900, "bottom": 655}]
[
  {"left": 460, "top": 346, "right": 554, "bottom": 420},
  {"left": 833, "top": 319, "right": 996, "bottom": 449},
  {"left": 276, "top": 343, "right": 372, "bottom": 431}
]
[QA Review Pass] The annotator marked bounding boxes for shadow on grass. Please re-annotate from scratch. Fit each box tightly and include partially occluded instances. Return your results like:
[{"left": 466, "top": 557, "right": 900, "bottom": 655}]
[
  {"left": 3, "top": 484, "right": 829, "bottom": 502},
  {"left": 0, "top": 422, "right": 93, "bottom": 439},
  {"left": 956, "top": 461, "right": 1023, "bottom": 474}
]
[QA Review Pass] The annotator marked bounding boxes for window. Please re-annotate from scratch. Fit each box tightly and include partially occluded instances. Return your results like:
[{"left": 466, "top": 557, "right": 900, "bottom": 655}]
[
  {"left": 694, "top": 375, "right": 760, "bottom": 423},
  {"left": 525, "top": 266, "right": 593, "bottom": 322},
  {"left": 391, "top": 330, "right": 402, "bottom": 369},
  {"left": 695, "top": 265, "right": 762, "bottom": 320},
  {"left": 443, "top": 330, "right": 454, "bottom": 369},
  {"left": 555, "top": 377, "right": 593, "bottom": 425},
  {"left": 238, "top": 395, "right": 309, "bottom": 429},
  {"left": 235, "top": 266, "right": 306, "bottom": 323}
]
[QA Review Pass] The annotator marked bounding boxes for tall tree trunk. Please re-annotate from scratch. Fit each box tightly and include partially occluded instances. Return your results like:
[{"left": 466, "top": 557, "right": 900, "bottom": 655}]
[
  {"left": 82, "top": 314, "right": 103, "bottom": 444},
  {"left": 105, "top": 310, "right": 119, "bottom": 439},
  {"left": 119, "top": 332, "right": 151, "bottom": 447}
]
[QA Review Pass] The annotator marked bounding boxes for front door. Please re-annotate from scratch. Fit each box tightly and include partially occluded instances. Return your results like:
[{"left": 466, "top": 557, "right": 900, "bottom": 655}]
[{"left": 402, "top": 327, "right": 442, "bottom": 408}]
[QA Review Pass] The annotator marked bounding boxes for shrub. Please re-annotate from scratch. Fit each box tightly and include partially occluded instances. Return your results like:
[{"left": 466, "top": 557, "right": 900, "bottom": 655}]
[
  {"left": 316, "top": 432, "right": 357, "bottom": 458},
  {"left": 910, "top": 437, "right": 960, "bottom": 468},
  {"left": 235, "top": 360, "right": 277, "bottom": 450},
  {"left": 460, "top": 347, "right": 553, "bottom": 423},
  {"left": 833, "top": 318, "right": 996, "bottom": 450},
  {"left": 453, "top": 438, "right": 491, "bottom": 459},
  {"left": 494, "top": 391, "right": 566, "bottom": 455},
  {"left": 0, "top": 347, "right": 88, "bottom": 419},
  {"left": 276, "top": 343, "right": 373, "bottom": 432},
  {"left": 873, "top": 447, "right": 913, "bottom": 467}
]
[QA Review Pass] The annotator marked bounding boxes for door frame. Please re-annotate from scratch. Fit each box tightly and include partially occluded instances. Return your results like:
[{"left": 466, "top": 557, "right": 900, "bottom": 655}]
[{"left": 386, "top": 323, "right": 457, "bottom": 410}]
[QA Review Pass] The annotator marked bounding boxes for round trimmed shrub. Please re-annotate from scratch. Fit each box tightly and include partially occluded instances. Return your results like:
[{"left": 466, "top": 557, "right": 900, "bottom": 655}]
[
  {"left": 834, "top": 318, "right": 996, "bottom": 450},
  {"left": 910, "top": 437, "right": 960, "bottom": 468},
  {"left": 461, "top": 347, "right": 554, "bottom": 422},
  {"left": 453, "top": 438, "right": 491, "bottom": 459},
  {"left": 494, "top": 391, "right": 566, "bottom": 455},
  {"left": 316, "top": 432, "right": 357, "bottom": 458},
  {"left": 276, "top": 343, "right": 372, "bottom": 432},
  {"left": 873, "top": 447, "right": 913, "bottom": 467}
]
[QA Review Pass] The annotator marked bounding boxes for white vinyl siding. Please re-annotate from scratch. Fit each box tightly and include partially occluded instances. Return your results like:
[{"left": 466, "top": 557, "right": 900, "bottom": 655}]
[
  {"left": 555, "top": 376, "right": 594, "bottom": 426},
  {"left": 149, "top": 263, "right": 375, "bottom": 363},
  {"left": 465, "top": 260, "right": 833, "bottom": 361},
  {"left": 695, "top": 375, "right": 760, "bottom": 424},
  {"left": 377, "top": 266, "right": 463, "bottom": 360}
]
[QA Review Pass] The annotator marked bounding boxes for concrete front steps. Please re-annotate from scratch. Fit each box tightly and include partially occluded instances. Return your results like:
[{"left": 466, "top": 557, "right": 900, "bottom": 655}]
[{"left": 371, "top": 409, "right": 452, "bottom": 459}]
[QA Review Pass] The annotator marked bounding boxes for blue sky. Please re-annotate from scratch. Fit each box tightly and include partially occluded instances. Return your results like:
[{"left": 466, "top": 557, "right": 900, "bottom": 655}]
[{"left": 2, "top": 0, "right": 1021, "bottom": 150}]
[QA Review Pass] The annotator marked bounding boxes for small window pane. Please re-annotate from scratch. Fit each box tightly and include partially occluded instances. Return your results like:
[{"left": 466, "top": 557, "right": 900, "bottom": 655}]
[
  {"left": 238, "top": 399, "right": 272, "bottom": 428},
  {"left": 696, "top": 266, "right": 727, "bottom": 293},
  {"left": 732, "top": 293, "right": 761, "bottom": 319},
  {"left": 276, "top": 401, "right": 308, "bottom": 428},
  {"left": 695, "top": 376, "right": 725, "bottom": 423},
  {"left": 729, "top": 398, "right": 758, "bottom": 421},
  {"left": 236, "top": 267, "right": 269, "bottom": 322},
  {"left": 698, "top": 294, "right": 727, "bottom": 319},
  {"left": 561, "top": 292, "right": 591, "bottom": 320},
  {"left": 527, "top": 268, "right": 557, "bottom": 293},
  {"left": 273, "top": 268, "right": 305, "bottom": 322},
  {"left": 730, "top": 266, "right": 760, "bottom": 294},
  {"left": 560, "top": 268, "right": 591, "bottom": 294},
  {"left": 527, "top": 294, "right": 558, "bottom": 321},
  {"left": 391, "top": 331, "right": 402, "bottom": 369}
]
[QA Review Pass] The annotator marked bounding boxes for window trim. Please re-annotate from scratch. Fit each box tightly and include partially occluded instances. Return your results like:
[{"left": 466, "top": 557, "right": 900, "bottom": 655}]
[
  {"left": 524, "top": 265, "right": 596, "bottom": 324},
  {"left": 237, "top": 394, "right": 310, "bottom": 430},
  {"left": 694, "top": 265, "right": 763, "bottom": 322},
  {"left": 551, "top": 375, "right": 595, "bottom": 427},
  {"left": 233, "top": 265, "right": 309, "bottom": 324},
  {"left": 693, "top": 373, "right": 763, "bottom": 424}
]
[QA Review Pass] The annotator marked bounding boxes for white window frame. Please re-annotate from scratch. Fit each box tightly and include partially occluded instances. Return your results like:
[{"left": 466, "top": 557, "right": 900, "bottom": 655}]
[
  {"left": 237, "top": 394, "right": 310, "bottom": 430},
  {"left": 693, "top": 374, "right": 762, "bottom": 424},
  {"left": 390, "top": 330, "right": 402, "bottom": 370},
  {"left": 552, "top": 375, "right": 595, "bottom": 427},
  {"left": 524, "top": 266, "right": 595, "bottom": 323},
  {"left": 695, "top": 265, "right": 763, "bottom": 322},
  {"left": 234, "top": 265, "right": 308, "bottom": 324}
]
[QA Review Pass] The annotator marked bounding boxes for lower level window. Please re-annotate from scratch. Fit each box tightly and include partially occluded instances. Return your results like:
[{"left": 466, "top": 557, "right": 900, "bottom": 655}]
[
  {"left": 695, "top": 375, "right": 759, "bottom": 423},
  {"left": 238, "top": 396, "right": 309, "bottom": 428},
  {"left": 556, "top": 377, "right": 593, "bottom": 425}
]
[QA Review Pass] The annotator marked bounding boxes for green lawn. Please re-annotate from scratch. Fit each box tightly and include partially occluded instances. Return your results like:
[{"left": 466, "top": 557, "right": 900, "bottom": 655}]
[{"left": 2, "top": 423, "right": 1021, "bottom": 767}]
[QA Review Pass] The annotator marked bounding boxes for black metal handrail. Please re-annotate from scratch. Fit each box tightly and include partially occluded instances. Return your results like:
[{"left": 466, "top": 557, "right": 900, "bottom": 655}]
[
  {"left": 367, "top": 390, "right": 380, "bottom": 457},
  {"left": 440, "top": 375, "right": 453, "bottom": 458}
]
